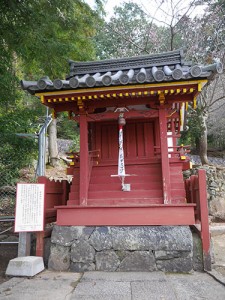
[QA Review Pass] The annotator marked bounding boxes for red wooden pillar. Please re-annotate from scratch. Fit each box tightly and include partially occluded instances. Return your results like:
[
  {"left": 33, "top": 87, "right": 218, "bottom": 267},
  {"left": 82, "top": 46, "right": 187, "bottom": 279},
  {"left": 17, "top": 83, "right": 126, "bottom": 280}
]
[
  {"left": 79, "top": 113, "right": 89, "bottom": 205},
  {"left": 159, "top": 107, "right": 171, "bottom": 204},
  {"left": 198, "top": 169, "right": 211, "bottom": 271},
  {"left": 36, "top": 231, "right": 45, "bottom": 257}
]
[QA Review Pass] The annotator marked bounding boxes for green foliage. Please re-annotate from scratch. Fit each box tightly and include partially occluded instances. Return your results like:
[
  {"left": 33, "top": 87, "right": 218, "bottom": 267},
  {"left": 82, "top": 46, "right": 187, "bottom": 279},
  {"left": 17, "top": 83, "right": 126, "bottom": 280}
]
[
  {"left": 0, "top": 0, "right": 103, "bottom": 183},
  {"left": 57, "top": 112, "right": 80, "bottom": 151},
  {"left": 57, "top": 113, "right": 79, "bottom": 140},
  {"left": 0, "top": 96, "right": 45, "bottom": 186},
  {"left": 180, "top": 108, "right": 205, "bottom": 149},
  {"left": 0, "top": 0, "right": 102, "bottom": 79}
]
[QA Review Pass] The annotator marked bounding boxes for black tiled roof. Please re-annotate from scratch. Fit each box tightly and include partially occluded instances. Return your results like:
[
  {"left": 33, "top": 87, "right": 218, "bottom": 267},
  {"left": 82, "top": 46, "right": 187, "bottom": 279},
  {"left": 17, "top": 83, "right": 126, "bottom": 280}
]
[{"left": 21, "top": 49, "right": 223, "bottom": 94}]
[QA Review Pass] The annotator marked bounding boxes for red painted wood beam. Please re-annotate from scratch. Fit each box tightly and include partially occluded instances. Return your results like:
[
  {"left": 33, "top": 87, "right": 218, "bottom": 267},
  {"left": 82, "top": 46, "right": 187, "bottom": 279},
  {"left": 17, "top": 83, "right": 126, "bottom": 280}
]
[
  {"left": 52, "top": 94, "right": 194, "bottom": 115},
  {"left": 159, "top": 107, "right": 171, "bottom": 204},
  {"left": 56, "top": 204, "right": 196, "bottom": 226},
  {"left": 85, "top": 110, "right": 159, "bottom": 122},
  {"left": 79, "top": 113, "right": 89, "bottom": 205}
]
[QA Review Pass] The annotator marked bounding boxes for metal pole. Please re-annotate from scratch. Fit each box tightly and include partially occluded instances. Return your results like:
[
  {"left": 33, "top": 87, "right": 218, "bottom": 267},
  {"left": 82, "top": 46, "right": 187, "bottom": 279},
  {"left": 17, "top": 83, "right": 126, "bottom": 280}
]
[
  {"left": 17, "top": 114, "right": 52, "bottom": 257},
  {"left": 37, "top": 115, "right": 52, "bottom": 177}
]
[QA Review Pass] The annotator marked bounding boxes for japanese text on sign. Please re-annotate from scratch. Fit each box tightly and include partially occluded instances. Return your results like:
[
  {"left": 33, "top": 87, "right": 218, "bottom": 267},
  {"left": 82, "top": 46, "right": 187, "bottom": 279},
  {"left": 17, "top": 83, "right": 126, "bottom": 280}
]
[{"left": 15, "top": 184, "right": 45, "bottom": 232}]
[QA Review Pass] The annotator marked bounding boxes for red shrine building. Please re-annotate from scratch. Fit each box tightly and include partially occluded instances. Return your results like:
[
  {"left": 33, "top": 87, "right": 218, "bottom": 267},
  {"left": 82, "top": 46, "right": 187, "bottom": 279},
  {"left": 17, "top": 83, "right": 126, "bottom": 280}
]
[{"left": 22, "top": 49, "right": 222, "bottom": 271}]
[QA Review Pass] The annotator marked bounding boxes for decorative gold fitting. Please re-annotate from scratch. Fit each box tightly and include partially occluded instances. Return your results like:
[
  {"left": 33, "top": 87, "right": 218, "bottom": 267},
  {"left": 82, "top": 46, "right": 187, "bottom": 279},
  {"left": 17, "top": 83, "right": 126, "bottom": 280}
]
[
  {"left": 193, "top": 97, "right": 197, "bottom": 109},
  {"left": 77, "top": 98, "right": 84, "bottom": 110},
  {"left": 158, "top": 92, "right": 165, "bottom": 105}
]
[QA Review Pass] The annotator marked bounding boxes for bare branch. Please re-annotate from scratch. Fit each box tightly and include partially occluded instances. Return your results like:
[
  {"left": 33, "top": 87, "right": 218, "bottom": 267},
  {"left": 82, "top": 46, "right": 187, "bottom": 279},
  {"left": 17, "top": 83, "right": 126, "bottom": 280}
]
[
  {"left": 208, "top": 76, "right": 219, "bottom": 106},
  {"left": 141, "top": 0, "right": 170, "bottom": 52},
  {"left": 209, "top": 100, "right": 225, "bottom": 113},
  {"left": 208, "top": 95, "right": 225, "bottom": 109},
  {"left": 173, "top": 0, "right": 197, "bottom": 28},
  {"left": 105, "top": 23, "right": 150, "bottom": 54}
]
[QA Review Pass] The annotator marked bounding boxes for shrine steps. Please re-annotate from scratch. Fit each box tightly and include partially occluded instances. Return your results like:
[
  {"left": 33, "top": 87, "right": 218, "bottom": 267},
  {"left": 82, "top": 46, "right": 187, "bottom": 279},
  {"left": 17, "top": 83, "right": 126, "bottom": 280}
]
[
  {"left": 67, "top": 198, "right": 162, "bottom": 206},
  {"left": 67, "top": 161, "right": 187, "bottom": 206},
  {"left": 88, "top": 163, "right": 163, "bottom": 205},
  {"left": 55, "top": 204, "right": 196, "bottom": 226},
  {"left": 57, "top": 161, "right": 191, "bottom": 225}
]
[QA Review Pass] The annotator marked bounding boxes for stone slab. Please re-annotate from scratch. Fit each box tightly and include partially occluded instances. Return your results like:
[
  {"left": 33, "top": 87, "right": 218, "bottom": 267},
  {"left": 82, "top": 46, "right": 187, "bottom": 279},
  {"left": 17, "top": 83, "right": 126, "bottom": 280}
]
[
  {"left": 5, "top": 256, "right": 44, "bottom": 277},
  {"left": 0, "top": 270, "right": 81, "bottom": 300},
  {"left": 166, "top": 272, "right": 225, "bottom": 299},
  {"left": 71, "top": 281, "right": 131, "bottom": 300},
  {"left": 1, "top": 270, "right": 225, "bottom": 300},
  {"left": 131, "top": 281, "right": 177, "bottom": 300},
  {"left": 80, "top": 271, "right": 167, "bottom": 282}
]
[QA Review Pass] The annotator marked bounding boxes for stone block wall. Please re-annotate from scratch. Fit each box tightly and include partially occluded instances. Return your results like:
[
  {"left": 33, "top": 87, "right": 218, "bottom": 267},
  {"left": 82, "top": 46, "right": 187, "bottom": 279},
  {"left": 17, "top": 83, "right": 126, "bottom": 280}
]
[{"left": 48, "top": 225, "right": 202, "bottom": 273}]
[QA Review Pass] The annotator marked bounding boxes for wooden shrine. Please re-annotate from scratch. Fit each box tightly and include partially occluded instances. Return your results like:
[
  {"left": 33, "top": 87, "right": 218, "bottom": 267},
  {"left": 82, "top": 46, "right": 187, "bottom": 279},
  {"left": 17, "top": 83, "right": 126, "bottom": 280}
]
[{"left": 22, "top": 49, "right": 223, "bottom": 270}]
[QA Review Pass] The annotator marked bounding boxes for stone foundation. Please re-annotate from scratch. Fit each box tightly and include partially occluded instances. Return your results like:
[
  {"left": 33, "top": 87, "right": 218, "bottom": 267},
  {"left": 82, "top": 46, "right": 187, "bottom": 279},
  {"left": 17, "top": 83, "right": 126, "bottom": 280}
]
[{"left": 48, "top": 225, "right": 203, "bottom": 273}]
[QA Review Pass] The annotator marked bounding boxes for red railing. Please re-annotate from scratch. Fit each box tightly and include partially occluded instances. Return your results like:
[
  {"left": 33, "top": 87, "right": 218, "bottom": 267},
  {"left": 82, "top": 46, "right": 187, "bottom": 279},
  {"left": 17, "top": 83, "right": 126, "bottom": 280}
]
[
  {"left": 88, "top": 150, "right": 100, "bottom": 184},
  {"left": 154, "top": 144, "right": 190, "bottom": 158},
  {"left": 185, "top": 169, "right": 211, "bottom": 271}
]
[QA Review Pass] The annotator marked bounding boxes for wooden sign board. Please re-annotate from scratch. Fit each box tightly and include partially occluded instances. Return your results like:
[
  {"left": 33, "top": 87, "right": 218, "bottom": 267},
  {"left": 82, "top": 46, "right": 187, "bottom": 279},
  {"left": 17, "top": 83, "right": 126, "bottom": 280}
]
[{"left": 15, "top": 183, "right": 45, "bottom": 232}]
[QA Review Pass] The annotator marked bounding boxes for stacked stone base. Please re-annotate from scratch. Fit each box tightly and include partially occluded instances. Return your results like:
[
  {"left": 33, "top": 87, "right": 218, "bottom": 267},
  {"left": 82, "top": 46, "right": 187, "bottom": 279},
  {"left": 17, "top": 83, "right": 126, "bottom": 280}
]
[{"left": 48, "top": 225, "right": 203, "bottom": 273}]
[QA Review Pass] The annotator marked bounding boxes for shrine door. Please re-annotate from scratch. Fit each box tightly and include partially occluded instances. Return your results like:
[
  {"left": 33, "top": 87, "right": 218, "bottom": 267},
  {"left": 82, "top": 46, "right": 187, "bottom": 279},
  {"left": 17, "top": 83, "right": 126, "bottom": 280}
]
[{"left": 94, "top": 119, "right": 155, "bottom": 164}]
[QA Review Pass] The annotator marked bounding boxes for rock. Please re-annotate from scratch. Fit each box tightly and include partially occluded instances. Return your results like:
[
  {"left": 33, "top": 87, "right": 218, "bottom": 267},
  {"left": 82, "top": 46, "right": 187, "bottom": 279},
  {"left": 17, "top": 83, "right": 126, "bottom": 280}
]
[
  {"left": 47, "top": 225, "right": 195, "bottom": 272},
  {"left": 155, "top": 250, "right": 190, "bottom": 260},
  {"left": 70, "top": 262, "right": 95, "bottom": 272},
  {"left": 209, "top": 198, "right": 225, "bottom": 222},
  {"left": 48, "top": 244, "right": 70, "bottom": 271},
  {"left": 95, "top": 250, "right": 120, "bottom": 271},
  {"left": 156, "top": 256, "right": 193, "bottom": 273},
  {"left": 209, "top": 181, "right": 218, "bottom": 188},
  {"left": 51, "top": 225, "right": 94, "bottom": 246},
  {"left": 111, "top": 226, "right": 192, "bottom": 251},
  {"left": 210, "top": 226, "right": 225, "bottom": 236},
  {"left": 89, "top": 227, "right": 113, "bottom": 251},
  {"left": 71, "top": 240, "right": 95, "bottom": 263},
  {"left": 118, "top": 251, "right": 156, "bottom": 271},
  {"left": 115, "top": 250, "right": 130, "bottom": 261}
]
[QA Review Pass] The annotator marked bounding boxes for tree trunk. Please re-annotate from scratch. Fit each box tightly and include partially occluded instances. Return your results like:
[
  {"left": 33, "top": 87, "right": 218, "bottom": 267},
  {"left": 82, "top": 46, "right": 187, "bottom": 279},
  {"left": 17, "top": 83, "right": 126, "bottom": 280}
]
[
  {"left": 199, "top": 113, "right": 209, "bottom": 165},
  {"left": 48, "top": 118, "right": 59, "bottom": 167}
]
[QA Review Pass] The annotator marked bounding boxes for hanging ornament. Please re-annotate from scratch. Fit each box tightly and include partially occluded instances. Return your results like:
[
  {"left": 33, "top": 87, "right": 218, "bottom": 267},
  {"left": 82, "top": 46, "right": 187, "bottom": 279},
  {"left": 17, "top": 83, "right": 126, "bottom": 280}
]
[{"left": 118, "top": 113, "right": 126, "bottom": 179}]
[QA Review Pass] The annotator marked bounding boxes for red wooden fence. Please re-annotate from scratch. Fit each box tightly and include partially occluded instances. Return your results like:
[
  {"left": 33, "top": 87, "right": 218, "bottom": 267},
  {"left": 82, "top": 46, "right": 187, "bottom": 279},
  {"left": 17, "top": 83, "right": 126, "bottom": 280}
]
[
  {"left": 185, "top": 169, "right": 211, "bottom": 271},
  {"left": 36, "top": 176, "right": 70, "bottom": 256}
]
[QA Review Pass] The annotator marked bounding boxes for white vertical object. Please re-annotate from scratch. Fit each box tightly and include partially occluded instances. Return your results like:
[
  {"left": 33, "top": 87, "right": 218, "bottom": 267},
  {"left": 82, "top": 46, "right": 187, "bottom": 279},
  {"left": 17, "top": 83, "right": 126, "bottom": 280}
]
[{"left": 118, "top": 125, "right": 126, "bottom": 177}]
